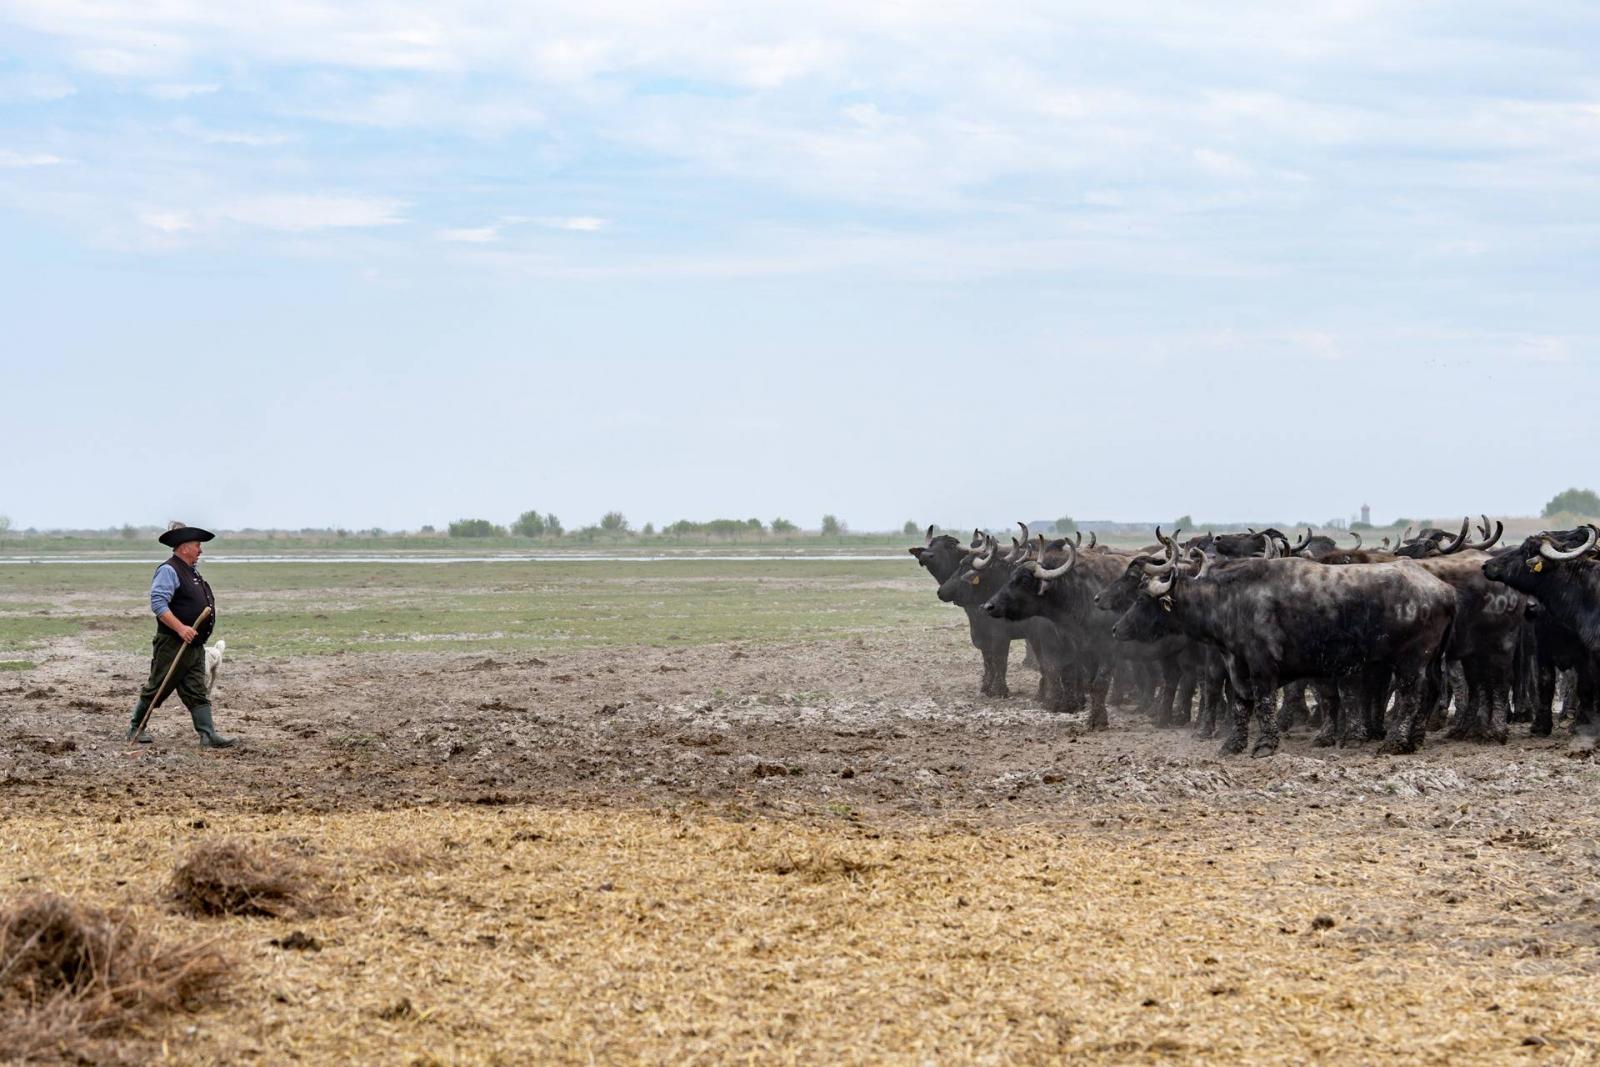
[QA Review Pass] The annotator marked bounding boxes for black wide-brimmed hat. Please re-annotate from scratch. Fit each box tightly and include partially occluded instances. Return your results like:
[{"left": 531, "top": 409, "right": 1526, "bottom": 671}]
[{"left": 158, "top": 521, "right": 215, "bottom": 548}]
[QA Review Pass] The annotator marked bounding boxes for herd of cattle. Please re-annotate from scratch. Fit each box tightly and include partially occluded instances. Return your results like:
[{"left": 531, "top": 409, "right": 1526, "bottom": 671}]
[{"left": 909, "top": 519, "right": 1600, "bottom": 757}]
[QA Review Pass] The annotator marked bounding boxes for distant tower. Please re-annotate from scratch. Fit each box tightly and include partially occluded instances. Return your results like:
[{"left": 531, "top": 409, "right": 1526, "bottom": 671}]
[{"left": 1360, "top": 503, "right": 1371, "bottom": 525}]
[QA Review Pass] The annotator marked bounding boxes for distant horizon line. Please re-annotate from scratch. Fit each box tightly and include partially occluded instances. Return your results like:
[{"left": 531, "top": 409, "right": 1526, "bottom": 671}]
[{"left": 1, "top": 514, "right": 1582, "bottom": 539}]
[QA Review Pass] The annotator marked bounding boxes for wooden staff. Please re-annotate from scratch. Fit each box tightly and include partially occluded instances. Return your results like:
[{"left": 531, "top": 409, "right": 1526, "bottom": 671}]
[{"left": 129, "top": 606, "right": 212, "bottom": 743}]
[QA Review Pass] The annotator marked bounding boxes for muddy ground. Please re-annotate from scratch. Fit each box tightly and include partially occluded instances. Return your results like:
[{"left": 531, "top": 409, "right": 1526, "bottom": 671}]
[
  {"left": 2, "top": 625, "right": 1594, "bottom": 820},
  {"left": 8, "top": 624, "right": 1600, "bottom": 1063}
]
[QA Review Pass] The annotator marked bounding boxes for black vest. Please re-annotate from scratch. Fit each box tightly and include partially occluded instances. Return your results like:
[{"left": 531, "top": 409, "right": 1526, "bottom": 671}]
[{"left": 157, "top": 555, "right": 217, "bottom": 644}]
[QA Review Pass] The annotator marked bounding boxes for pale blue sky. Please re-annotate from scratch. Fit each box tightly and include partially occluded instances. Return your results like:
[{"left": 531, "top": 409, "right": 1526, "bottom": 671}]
[{"left": 2, "top": 2, "right": 1597, "bottom": 531}]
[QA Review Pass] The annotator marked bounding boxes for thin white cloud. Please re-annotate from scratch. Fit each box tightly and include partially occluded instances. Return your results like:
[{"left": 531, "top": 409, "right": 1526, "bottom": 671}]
[
  {"left": 437, "top": 225, "right": 500, "bottom": 243},
  {"left": 169, "top": 119, "right": 290, "bottom": 146},
  {"left": 1191, "top": 147, "right": 1256, "bottom": 180},
  {"left": 437, "top": 215, "right": 606, "bottom": 242},
  {"left": 139, "top": 210, "right": 193, "bottom": 233},
  {"left": 0, "top": 72, "right": 75, "bottom": 102},
  {"left": 1511, "top": 336, "right": 1573, "bottom": 364},
  {"left": 220, "top": 195, "right": 407, "bottom": 231},
  {"left": 147, "top": 82, "right": 219, "bottom": 100},
  {"left": 0, "top": 151, "right": 64, "bottom": 167},
  {"left": 543, "top": 216, "right": 607, "bottom": 231}
]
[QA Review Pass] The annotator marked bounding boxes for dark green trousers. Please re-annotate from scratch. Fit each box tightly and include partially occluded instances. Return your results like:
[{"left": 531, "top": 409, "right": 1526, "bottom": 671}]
[{"left": 134, "top": 632, "right": 209, "bottom": 714}]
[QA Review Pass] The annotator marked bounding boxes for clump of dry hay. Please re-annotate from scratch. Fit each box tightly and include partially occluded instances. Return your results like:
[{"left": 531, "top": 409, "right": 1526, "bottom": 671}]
[
  {"left": 759, "top": 843, "right": 879, "bottom": 883},
  {"left": 169, "top": 840, "right": 324, "bottom": 918},
  {"left": 0, "top": 893, "right": 229, "bottom": 1062}
]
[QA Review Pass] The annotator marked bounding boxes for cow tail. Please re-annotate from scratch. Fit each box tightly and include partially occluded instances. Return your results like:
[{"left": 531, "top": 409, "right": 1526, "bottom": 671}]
[{"left": 1431, "top": 613, "right": 1457, "bottom": 703}]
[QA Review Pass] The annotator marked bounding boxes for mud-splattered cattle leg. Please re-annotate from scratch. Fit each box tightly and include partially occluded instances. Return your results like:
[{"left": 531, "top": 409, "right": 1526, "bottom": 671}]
[
  {"left": 1276, "top": 680, "right": 1310, "bottom": 732},
  {"left": 977, "top": 639, "right": 1010, "bottom": 698}
]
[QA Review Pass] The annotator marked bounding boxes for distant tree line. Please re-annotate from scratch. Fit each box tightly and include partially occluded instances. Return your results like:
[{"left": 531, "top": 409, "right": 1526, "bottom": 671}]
[{"left": 443, "top": 512, "right": 845, "bottom": 540}]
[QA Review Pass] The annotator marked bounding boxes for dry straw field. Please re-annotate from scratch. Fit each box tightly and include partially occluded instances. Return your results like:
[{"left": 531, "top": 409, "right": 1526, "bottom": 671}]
[{"left": 4, "top": 557, "right": 1600, "bottom": 1064}]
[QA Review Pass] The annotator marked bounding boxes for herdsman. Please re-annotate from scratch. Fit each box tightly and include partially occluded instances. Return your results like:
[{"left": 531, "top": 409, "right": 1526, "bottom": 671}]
[{"left": 126, "top": 522, "right": 235, "bottom": 747}]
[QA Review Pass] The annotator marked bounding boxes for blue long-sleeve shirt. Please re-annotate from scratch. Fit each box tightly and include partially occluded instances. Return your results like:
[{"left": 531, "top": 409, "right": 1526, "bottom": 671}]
[{"left": 150, "top": 564, "right": 180, "bottom": 616}]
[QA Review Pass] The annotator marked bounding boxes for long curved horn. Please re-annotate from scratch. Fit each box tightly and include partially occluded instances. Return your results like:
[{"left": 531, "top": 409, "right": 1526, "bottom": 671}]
[
  {"left": 1381, "top": 536, "right": 1391, "bottom": 549},
  {"left": 1399, "top": 525, "right": 1414, "bottom": 545},
  {"left": 1141, "top": 554, "right": 1175, "bottom": 575},
  {"left": 1188, "top": 547, "right": 1212, "bottom": 579},
  {"left": 1025, "top": 535, "right": 1078, "bottom": 579},
  {"left": 1477, "top": 514, "right": 1492, "bottom": 541},
  {"left": 1017, "top": 522, "right": 1030, "bottom": 547},
  {"left": 1541, "top": 525, "right": 1598, "bottom": 561},
  {"left": 1145, "top": 570, "right": 1174, "bottom": 597},
  {"left": 925, "top": 524, "right": 935, "bottom": 546},
  {"left": 1288, "top": 527, "right": 1311, "bottom": 554},
  {"left": 1260, "top": 533, "right": 1278, "bottom": 559},
  {"left": 1476, "top": 520, "right": 1503, "bottom": 551},
  {"left": 1004, "top": 537, "right": 1025, "bottom": 563},
  {"left": 970, "top": 535, "right": 997, "bottom": 570},
  {"left": 1074, "top": 529, "right": 1083, "bottom": 547},
  {"left": 1438, "top": 516, "right": 1472, "bottom": 555},
  {"left": 1088, "top": 531, "right": 1097, "bottom": 549},
  {"left": 1347, "top": 531, "right": 1362, "bottom": 549}
]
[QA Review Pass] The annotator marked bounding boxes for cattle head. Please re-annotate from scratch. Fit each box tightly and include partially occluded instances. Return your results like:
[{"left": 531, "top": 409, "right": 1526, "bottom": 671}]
[
  {"left": 1109, "top": 532, "right": 1200, "bottom": 642},
  {"left": 982, "top": 534, "right": 1074, "bottom": 620},
  {"left": 909, "top": 526, "right": 984, "bottom": 583},
  {"left": 1210, "top": 528, "right": 1288, "bottom": 559},
  {"left": 1394, "top": 517, "right": 1473, "bottom": 558},
  {"left": 937, "top": 533, "right": 1020, "bottom": 606},
  {"left": 1483, "top": 525, "right": 1598, "bottom": 591},
  {"left": 1094, "top": 549, "right": 1175, "bottom": 613}
]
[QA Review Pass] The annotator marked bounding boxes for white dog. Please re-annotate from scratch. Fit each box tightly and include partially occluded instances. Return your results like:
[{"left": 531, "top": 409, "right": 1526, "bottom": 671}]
[{"left": 204, "top": 639, "right": 226, "bottom": 695}]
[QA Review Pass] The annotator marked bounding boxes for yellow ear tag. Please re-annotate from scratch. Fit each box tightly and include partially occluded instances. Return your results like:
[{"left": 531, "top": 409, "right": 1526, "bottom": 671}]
[
  {"left": 968, "top": 573, "right": 982, "bottom": 584},
  {"left": 1532, "top": 558, "right": 1544, "bottom": 573}
]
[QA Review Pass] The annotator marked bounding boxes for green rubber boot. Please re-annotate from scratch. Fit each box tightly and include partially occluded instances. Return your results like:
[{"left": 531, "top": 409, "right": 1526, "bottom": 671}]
[
  {"left": 189, "top": 703, "right": 236, "bottom": 749},
  {"left": 126, "top": 700, "right": 153, "bottom": 743}
]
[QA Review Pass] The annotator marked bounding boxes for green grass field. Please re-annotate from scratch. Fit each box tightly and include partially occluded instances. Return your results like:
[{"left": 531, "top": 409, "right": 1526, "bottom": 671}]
[{"left": 0, "top": 559, "right": 949, "bottom": 659}]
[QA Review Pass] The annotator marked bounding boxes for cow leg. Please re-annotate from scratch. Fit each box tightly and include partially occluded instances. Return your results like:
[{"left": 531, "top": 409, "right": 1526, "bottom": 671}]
[
  {"left": 1313, "top": 679, "right": 1346, "bottom": 747},
  {"left": 1486, "top": 666, "right": 1510, "bottom": 744},
  {"left": 1277, "top": 680, "right": 1309, "bottom": 733},
  {"left": 985, "top": 642, "right": 1011, "bottom": 698},
  {"left": 1038, "top": 668, "right": 1063, "bottom": 709},
  {"left": 1308, "top": 680, "right": 1344, "bottom": 747},
  {"left": 1196, "top": 667, "right": 1226, "bottom": 739},
  {"left": 1252, "top": 690, "right": 1281, "bottom": 757},
  {"left": 1365, "top": 671, "right": 1392, "bottom": 741},
  {"left": 1574, "top": 664, "right": 1598, "bottom": 732},
  {"left": 1153, "top": 660, "right": 1181, "bottom": 727},
  {"left": 1217, "top": 661, "right": 1254, "bottom": 756},
  {"left": 1444, "top": 661, "right": 1479, "bottom": 739},
  {"left": 1086, "top": 660, "right": 1111, "bottom": 731},
  {"left": 1132, "top": 664, "right": 1157, "bottom": 719},
  {"left": 1531, "top": 655, "right": 1557, "bottom": 737},
  {"left": 1218, "top": 690, "right": 1251, "bottom": 756},
  {"left": 1305, "top": 679, "right": 1336, "bottom": 735},
  {"left": 1172, "top": 668, "right": 1196, "bottom": 727},
  {"left": 1108, "top": 664, "right": 1132, "bottom": 709},
  {"left": 1431, "top": 661, "right": 1464, "bottom": 733},
  {"left": 1044, "top": 666, "right": 1076, "bottom": 714},
  {"left": 1379, "top": 679, "right": 1427, "bottom": 755},
  {"left": 1557, "top": 669, "right": 1577, "bottom": 724}
]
